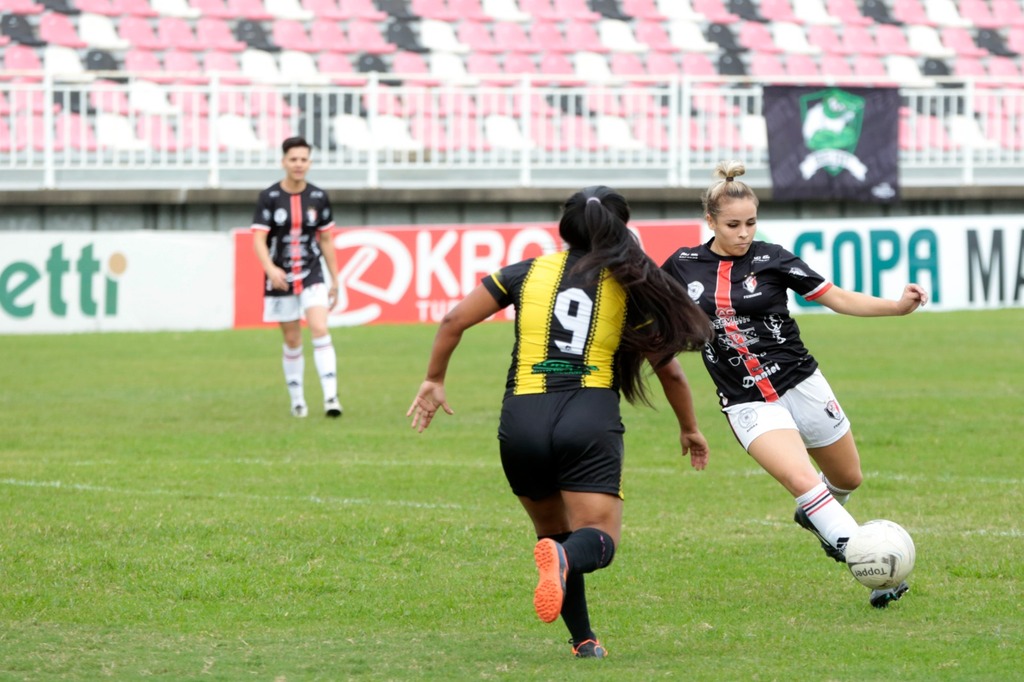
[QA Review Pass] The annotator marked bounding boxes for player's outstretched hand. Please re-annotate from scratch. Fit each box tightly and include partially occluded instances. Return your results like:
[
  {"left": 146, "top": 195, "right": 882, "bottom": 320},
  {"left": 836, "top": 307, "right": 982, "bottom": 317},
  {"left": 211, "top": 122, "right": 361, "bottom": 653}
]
[
  {"left": 680, "top": 429, "right": 709, "bottom": 471},
  {"left": 897, "top": 283, "right": 928, "bottom": 315},
  {"left": 407, "top": 380, "right": 453, "bottom": 433}
]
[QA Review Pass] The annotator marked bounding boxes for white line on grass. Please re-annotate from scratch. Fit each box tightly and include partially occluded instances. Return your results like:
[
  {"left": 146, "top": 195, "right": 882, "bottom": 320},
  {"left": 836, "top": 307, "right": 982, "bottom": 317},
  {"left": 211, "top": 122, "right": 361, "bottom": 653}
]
[{"left": 0, "top": 478, "right": 468, "bottom": 511}]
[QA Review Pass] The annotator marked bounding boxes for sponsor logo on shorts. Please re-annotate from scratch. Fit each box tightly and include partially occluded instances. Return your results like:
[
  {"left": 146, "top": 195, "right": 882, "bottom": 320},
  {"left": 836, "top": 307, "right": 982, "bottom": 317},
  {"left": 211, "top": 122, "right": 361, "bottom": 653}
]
[{"left": 738, "top": 407, "right": 758, "bottom": 431}]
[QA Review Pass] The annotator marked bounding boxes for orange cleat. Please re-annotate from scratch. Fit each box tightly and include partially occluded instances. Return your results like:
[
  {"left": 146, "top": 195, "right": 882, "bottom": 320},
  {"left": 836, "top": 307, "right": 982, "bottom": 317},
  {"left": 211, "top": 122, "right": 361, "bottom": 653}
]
[{"left": 532, "top": 538, "right": 568, "bottom": 623}]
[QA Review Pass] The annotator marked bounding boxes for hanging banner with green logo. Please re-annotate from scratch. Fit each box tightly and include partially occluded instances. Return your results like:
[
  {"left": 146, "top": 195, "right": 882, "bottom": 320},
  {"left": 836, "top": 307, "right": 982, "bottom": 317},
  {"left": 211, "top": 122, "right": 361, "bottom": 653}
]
[{"left": 763, "top": 86, "right": 900, "bottom": 203}]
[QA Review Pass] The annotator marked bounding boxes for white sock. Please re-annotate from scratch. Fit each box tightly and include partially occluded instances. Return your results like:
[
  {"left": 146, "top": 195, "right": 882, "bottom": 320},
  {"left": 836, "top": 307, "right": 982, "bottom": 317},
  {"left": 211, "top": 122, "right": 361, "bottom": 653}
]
[
  {"left": 795, "top": 482, "right": 859, "bottom": 551},
  {"left": 282, "top": 343, "right": 305, "bottom": 406},
  {"left": 312, "top": 334, "right": 338, "bottom": 401},
  {"left": 820, "top": 472, "right": 854, "bottom": 506}
]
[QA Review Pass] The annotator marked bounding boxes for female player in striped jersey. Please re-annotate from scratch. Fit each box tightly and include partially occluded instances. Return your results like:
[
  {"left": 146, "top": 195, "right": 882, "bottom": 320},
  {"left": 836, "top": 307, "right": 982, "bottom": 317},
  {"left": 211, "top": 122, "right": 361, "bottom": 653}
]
[
  {"left": 407, "top": 186, "right": 712, "bottom": 658},
  {"left": 660, "top": 161, "right": 928, "bottom": 608}
]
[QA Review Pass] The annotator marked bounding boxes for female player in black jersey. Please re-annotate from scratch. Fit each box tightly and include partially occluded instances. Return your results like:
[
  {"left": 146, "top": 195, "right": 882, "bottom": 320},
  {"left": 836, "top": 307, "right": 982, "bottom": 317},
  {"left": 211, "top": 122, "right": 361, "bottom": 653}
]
[
  {"left": 407, "top": 186, "right": 712, "bottom": 658},
  {"left": 661, "top": 161, "right": 928, "bottom": 608},
  {"left": 251, "top": 137, "right": 342, "bottom": 419}
]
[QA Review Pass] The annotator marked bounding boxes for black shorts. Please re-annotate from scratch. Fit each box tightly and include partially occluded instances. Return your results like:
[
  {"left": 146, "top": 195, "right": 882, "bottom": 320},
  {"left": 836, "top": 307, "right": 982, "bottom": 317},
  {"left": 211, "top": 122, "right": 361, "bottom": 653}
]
[{"left": 497, "top": 388, "right": 625, "bottom": 501}]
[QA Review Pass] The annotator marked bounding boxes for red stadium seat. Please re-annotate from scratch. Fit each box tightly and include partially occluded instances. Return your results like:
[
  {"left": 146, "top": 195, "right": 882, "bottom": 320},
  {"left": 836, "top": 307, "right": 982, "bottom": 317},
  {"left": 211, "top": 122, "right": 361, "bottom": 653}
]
[
  {"left": 691, "top": 0, "right": 740, "bottom": 22},
  {"left": 137, "top": 115, "right": 179, "bottom": 151},
  {"left": 348, "top": 19, "right": 396, "bottom": 53},
  {"left": 272, "top": 19, "right": 314, "bottom": 51},
  {"left": 749, "top": 52, "right": 786, "bottom": 80},
  {"left": 89, "top": 79, "right": 130, "bottom": 114},
  {"left": 227, "top": 0, "right": 273, "bottom": 19},
  {"left": 739, "top": 22, "right": 782, "bottom": 53},
  {"left": 164, "top": 49, "right": 208, "bottom": 82},
  {"left": 825, "top": 0, "right": 871, "bottom": 25},
  {"left": 196, "top": 18, "right": 248, "bottom": 51},
  {"left": 873, "top": 25, "right": 915, "bottom": 56},
  {"left": 191, "top": 0, "right": 238, "bottom": 18},
  {"left": 553, "top": 0, "right": 600, "bottom": 21},
  {"left": 124, "top": 48, "right": 164, "bottom": 77},
  {"left": 634, "top": 20, "right": 677, "bottom": 52},
  {"left": 806, "top": 25, "right": 849, "bottom": 54},
  {"left": 39, "top": 12, "right": 87, "bottom": 47},
  {"left": 518, "top": 0, "right": 561, "bottom": 21},
  {"left": 448, "top": 0, "right": 490, "bottom": 21},
  {"left": 204, "top": 50, "right": 250, "bottom": 83},
  {"left": 891, "top": 0, "right": 935, "bottom": 26},
  {"left": 317, "top": 52, "right": 364, "bottom": 84},
  {"left": 565, "top": 21, "right": 609, "bottom": 53},
  {"left": 786, "top": 53, "right": 819, "bottom": 77},
  {"left": 820, "top": 54, "right": 853, "bottom": 78},
  {"left": 531, "top": 22, "right": 572, "bottom": 52},
  {"left": 74, "top": 0, "right": 119, "bottom": 15},
  {"left": 621, "top": 0, "right": 667, "bottom": 20},
  {"left": 760, "top": 0, "right": 799, "bottom": 23},
  {"left": 840, "top": 25, "right": 883, "bottom": 55},
  {"left": 493, "top": 21, "right": 541, "bottom": 52},
  {"left": 991, "top": 0, "right": 1024, "bottom": 27},
  {"left": 940, "top": 27, "right": 987, "bottom": 57},
  {"left": 4, "top": 44, "right": 44, "bottom": 79},
  {"left": 158, "top": 17, "right": 202, "bottom": 51},
  {"left": 958, "top": 0, "right": 1002, "bottom": 28},
  {"left": 310, "top": 21, "right": 356, "bottom": 52},
  {"left": 458, "top": 21, "right": 500, "bottom": 53},
  {"left": 114, "top": 0, "right": 161, "bottom": 16},
  {"left": 120, "top": 16, "right": 169, "bottom": 50}
]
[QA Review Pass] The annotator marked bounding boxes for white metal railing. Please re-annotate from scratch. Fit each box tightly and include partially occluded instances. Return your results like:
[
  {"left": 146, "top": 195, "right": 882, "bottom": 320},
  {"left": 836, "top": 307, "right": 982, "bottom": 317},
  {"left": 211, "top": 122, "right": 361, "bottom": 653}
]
[{"left": 1, "top": 72, "right": 1022, "bottom": 190}]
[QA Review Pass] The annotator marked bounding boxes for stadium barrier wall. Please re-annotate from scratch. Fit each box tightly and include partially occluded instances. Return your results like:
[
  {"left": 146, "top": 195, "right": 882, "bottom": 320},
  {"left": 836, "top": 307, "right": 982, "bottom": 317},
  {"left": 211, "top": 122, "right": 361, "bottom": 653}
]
[{"left": 2, "top": 217, "right": 1020, "bottom": 334}]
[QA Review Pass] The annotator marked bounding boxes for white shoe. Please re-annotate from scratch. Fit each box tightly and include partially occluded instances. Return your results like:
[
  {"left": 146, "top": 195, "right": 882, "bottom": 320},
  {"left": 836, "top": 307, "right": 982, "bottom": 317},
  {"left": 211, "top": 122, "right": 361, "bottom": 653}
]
[
  {"left": 324, "top": 396, "right": 343, "bottom": 418},
  {"left": 291, "top": 403, "right": 308, "bottom": 418}
]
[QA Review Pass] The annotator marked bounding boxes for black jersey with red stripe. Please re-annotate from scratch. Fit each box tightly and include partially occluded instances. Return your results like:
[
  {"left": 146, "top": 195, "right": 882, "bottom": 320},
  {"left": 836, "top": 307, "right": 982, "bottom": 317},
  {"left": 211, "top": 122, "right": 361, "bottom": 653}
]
[
  {"left": 250, "top": 181, "right": 336, "bottom": 296},
  {"left": 661, "top": 239, "right": 833, "bottom": 407}
]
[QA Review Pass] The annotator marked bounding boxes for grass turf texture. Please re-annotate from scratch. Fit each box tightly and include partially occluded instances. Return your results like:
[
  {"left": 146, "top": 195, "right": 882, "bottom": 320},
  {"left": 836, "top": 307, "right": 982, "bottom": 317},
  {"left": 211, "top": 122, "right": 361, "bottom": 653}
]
[{"left": 1, "top": 309, "right": 1021, "bottom": 681}]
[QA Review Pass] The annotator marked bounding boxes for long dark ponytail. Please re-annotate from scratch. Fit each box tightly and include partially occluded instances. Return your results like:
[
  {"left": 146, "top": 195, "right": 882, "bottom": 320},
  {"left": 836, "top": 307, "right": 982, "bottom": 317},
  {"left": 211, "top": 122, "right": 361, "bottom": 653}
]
[{"left": 559, "top": 186, "right": 712, "bottom": 405}]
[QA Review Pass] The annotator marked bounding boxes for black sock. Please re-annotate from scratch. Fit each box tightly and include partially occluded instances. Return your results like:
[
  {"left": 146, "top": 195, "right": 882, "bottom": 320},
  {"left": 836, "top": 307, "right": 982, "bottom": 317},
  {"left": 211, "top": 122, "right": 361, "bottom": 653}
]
[
  {"left": 538, "top": 532, "right": 593, "bottom": 644},
  {"left": 561, "top": 527, "right": 616, "bottom": 574}
]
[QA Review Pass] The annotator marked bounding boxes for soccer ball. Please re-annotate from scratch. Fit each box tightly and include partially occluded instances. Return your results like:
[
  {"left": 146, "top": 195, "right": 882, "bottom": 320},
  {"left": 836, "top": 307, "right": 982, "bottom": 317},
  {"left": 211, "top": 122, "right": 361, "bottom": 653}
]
[{"left": 845, "top": 520, "right": 916, "bottom": 590}]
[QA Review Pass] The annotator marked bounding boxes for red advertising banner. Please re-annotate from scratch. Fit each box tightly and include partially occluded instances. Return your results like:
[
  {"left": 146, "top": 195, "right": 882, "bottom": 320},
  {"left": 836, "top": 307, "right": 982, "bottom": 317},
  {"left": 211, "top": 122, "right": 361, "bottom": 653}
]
[{"left": 234, "top": 220, "right": 702, "bottom": 328}]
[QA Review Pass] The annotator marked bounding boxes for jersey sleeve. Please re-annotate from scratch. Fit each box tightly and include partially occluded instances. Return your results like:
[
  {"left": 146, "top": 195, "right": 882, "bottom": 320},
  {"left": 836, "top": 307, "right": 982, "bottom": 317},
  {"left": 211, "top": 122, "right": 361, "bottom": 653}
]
[
  {"left": 250, "top": 190, "right": 272, "bottom": 232},
  {"left": 480, "top": 258, "right": 532, "bottom": 308},
  {"left": 317, "top": 192, "right": 336, "bottom": 232},
  {"left": 776, "top": 247, "right": 832, "bottom": 301}
]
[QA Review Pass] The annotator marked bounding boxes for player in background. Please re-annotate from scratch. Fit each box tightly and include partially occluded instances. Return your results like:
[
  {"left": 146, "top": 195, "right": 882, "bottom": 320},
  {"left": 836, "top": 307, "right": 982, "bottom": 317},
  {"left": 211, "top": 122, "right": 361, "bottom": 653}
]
[
  {"left": 661, "top": 161, "right": 928, "bottom": 608},
  {"left": 407, "top": 186, "right": 712, "bottom": 658},
  {"left": 251, "top": 136, "right": 342, "bottom": 419}
]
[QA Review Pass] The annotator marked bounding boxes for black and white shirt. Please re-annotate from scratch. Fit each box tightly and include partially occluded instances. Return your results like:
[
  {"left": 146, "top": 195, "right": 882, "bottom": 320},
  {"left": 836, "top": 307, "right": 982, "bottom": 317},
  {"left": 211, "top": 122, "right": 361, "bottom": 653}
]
[
  {"left": 250, "top": 181, "right": 336, "bottom": 296},
  {"left": 661, "top": 239, "right": 833, "bottom": 407}
]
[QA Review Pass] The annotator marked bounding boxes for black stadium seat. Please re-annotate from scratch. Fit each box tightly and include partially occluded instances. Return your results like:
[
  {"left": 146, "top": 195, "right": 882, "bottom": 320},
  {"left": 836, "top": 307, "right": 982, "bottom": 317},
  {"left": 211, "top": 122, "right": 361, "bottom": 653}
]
[
  {"left": 1, "top": 14, "right": 47, "bottom": 47},
  {"left": 706, "top": 23, "right": 744, "bottom": 52}
]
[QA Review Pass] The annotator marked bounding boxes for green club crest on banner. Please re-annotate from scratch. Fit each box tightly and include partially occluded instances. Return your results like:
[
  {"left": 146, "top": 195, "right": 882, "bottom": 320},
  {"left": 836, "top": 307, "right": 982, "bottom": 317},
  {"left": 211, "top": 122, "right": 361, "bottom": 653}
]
[{"left": 798, "top": 88, "right": 868, "bottom": 181}]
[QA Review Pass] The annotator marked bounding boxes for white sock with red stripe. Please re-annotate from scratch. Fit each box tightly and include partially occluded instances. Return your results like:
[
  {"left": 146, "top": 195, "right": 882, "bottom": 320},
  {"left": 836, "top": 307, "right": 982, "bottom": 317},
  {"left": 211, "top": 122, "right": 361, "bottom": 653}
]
[
  {"left": 282, "top": 343, "right": 305, "bottom": 407},
  {"left": 820, "top": 472, "right": 854, "bottom": 506},
  {"left": 312, "top": 334, "right": 338, "bottom": 401},
  {"left": 795, "top": 482, "right": 858, "bottom": 550}
]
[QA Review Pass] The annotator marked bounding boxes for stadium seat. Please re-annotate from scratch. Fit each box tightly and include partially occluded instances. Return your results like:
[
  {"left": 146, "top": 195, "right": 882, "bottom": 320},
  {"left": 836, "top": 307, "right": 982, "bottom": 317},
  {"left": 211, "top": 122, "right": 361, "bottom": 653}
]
[
  {"left": 114, "top": 0, "right": 160, "bottom": 15},
  {"left": 691, "top": 0, "right": 739, "bottom": 22},
  {"left": 4, "top": 43, "right": 44, "bottom": 77},
  {"left": 449, "top": 0, "right": 490, "bottom": 19},
  {"left": 124, "top": 48, "right": 165, "bottom": 77},
  {"left": 958, "top": 0, "right": 1001, "bottom": 28},
  {"left": 771, "top": 22, "right": 821, "bottom": 53},
  {"left": 991, "top": 0, "right": 1024, "bottom": 28},
  {"left": 158, "top": 17, "right": 202, "bottom": 51},
  {"left": 739, "top": 21, "right": 781, "bottom": 52},
  {"left": 377, "top": 0, "right": 416, "bottom": 18},
  {"left": 820, "top": 54, "right": 853, "bottom": 77},
  {"left": 1, "top": 14, "right": 46, "bottom": 47},
  {"left": 96, "top": 113, "right": 149, "bottom": 150},
  {"left": 151, "top": 0, "right": 200, "bottom": 17},
  {"left": 740, "top": 113, "right": 767, "bottom": 150},
  {"left": 988, "top": 55, "right": 1023, "bottom": 84},
  {"left": 164, "top": 49, "right": 209, "bottom": 82},
  {"left": 190, "top": 0, "right": 236, "bottom": 17},
  {"left": 852, "top": 54, "right": 887, "bottom": 80},
  {"left": 482, "top": 0, "right": 531, "bottom": 21},
  {"left": 598, "top": 19, "right": 648, "bottom": 52},
  {"left": 256, "top": 115, "right": 297, "bottom": 148},
  {"left": 411, "top": 0, "right": 458, "bottom": 20},
  {"left": 609, "top": 51, "right": 645, "bottom": 79},
  {"left": 386, "top": 19, "right": 429, "bottom": 53},
  {"left": 84, "top": 48, "right": 121, "bottom": 74},
  {"left": 749, "top": 51, "right": 786, "bottom": 79},
  {"left": 216, "top": 112, "right": 265, "bottom": 149},
  {"left": 540, "top": 52, "right": 580, "bottom": 83},
  {"left": 235, "top": 19, "right": 280, "bottom": 51},
  {"left": 553, "top": 0, "right": 601, "bottom": 21},
  {"left": 272, "top": 19, "right": 314, "bottom": 51},
  {"left": 760, "top": 0, "right": 799, "bottom": 23},
  {"left": 89, "top": 79, "right": 130, "bottom": 113},
  {"left": 493, "top": 21, "right": 541, "bottom": 52},
  {"left": 566, "top": 20, "right": 610, "bottom": 52},
  {"left": 228, "top": 0, "right": 274, "bottom": 19},
  {"left": 120, "top": 16, "right": 169, "bottom": 50},
  {"left": 531, "top": 22, "right": 572, "bottom": 51},
  {"left": 786, "top": 52, "right": 819, "bottom": 77},
  {"left": 45, "top": 44, "right": 93, "bottom": 80},
  {"left": 16, "top": 114, "right": 57, "bottom": 152},
  {"left": 840, "top": 25, "right": 882, "bottom": 54},
  {"left": 169, "top": 89, "right": 209, "bottom": 114},
  {"left": 310, "top": 21, "right": 356, "bottom": 52},
  {"left": 671, "top": 20, "right": 719, "bottom": 52},
  {"left": 679, "top": 51, "right": 716, "bottom": 77},
  {"left": 517, "top": 0, "right": 560, "bottom": 20},
  {"left": 350, "top": 19, "right": 397, "bottom": 53},
  {"left": 1, "top": 0, "right": 44, "bottom": 12},
  {"left": 620, "top": 0, "right": 666, "bottom": 19},
  {"left": 430, "top": 52, "right": 471, "bottom": 81},
  {"left": 196, "top": 18, "right": 247, "bottom": 51},
  {"left": 392, "top": 50, "right": 431, "bottom": 78},
  {"left": 466, "top": 52, "right": 506, "bottom": 82},
  {"left": 204, "top": 50, "right": 250, "bottom": 83},
  {"left": 79, "top": 13, "right": 132, "bottom": 50},
  {"left": 634, "top": 19, "right": 678, "bottom": 51},
  {"left": 459, "top": 21, "right": 500, "bottom": 53},
  {"left": 591, "top": 0, "right": 632, "bottom": 19},
  {"left": 718, "top": 50, "right": 747, "bottom": 75},
  {"left": 825, "top": 0, "right": 870, "bottom": 25},
  {"left": 976, "top": 29, "right": 1018, "bottom": 57},
  {"left": 901, "top": 113, "right": 954, "bottom": 151},
  {"left": 907, "top": 24, "right": 955, "bottom": 58},
  {"left": 54, "top": 112, "right": 98, "bottom": 151},
  {"left": 329, "top": 114, "right": 369, "bottom": 149},
  {"left": 420, "top": 19, "right": 470, "bottom": 52},
  {"left": 885, "top": 54, "right": 931, "bottom": 86},
  {"left": 861, "top": 0, "right": 899, "bottom": 24},
  {"left": 792, "top": 0, "right": 840, "bottom": 24},
  {"left": 372, "top": 114, "right": 424, "bottom": 151},
  {"left": 300, "top": 0, "right": 347, "bottom": 18},
  {"left": 1010, "top": 27, "right": 1024, "bottom": 54},
  {"left": 941, "top": 27, "right": 987, "bottom": 57},
  {"left": 318, "top": 52, "right": 364, "bottom": 84},
  {"left": 874, "top": 24, "right": 916, "bottom": 56},
  {"left": 483, "top": 114, "right": 529, "bottom": 148},
  {"left": 728, "top": 0, "right": 767, "bottom": 22},
  {"left": 806, "top": 24, "right": 848, "bottom": 53},
  {"left": 41, "top": 0, "right": 81, "bottom": 14},
  {"left": 948, "top": 114, "right": 999, "bottom": 149},
  {"left": 705, "top": 22, "right": 743, "bottom": 51},
  {"left": 355, "top": 52, "right": 389, "bottom": 74},
  {"left": 74, "top": 0, "right": 119, "bottom": 15},
  {"left": 924, "top": 0, "right": 971, "bottom": 27},
  {"left": 575, "top": 51, "right": 612, "bottom": 80},
  {"left": 241, "top": 48, "right": 287, "bottom": 83},
  {"left": 181, "top": 114, "right": 222, "bottom": 151},
  {"left": 329, "top": 0, "right": 386, "bottom": 19},
  {"left": 265, "top": 0, "right": 313, "bottom": 19},
  {"left": 892, "top": 0, "right": 934, "bottom": 26},
  {"left": 129, "top": 78, "right": 179, "bottom": 113},
  {"left": 137, "top": 114, "right": 179, "bottom": 151},
  {"left": 40, "top": 12, "right": 87, "bottom": 47},
  {"left": 595, "top": 114, "right": 645, "bottom": 150}
]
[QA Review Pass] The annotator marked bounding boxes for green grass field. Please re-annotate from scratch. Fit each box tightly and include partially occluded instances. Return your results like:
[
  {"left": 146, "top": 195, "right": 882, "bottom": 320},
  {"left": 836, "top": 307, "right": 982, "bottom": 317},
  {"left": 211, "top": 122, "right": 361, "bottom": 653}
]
[{"left": 1, "top": 308, "right": 1022, "bottom": 681}]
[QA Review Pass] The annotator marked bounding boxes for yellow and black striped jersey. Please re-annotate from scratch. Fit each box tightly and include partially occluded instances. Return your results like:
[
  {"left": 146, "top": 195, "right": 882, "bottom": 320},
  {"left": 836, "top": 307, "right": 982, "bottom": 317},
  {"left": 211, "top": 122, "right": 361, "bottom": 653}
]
[{"left": 481, "top": 249, "right": 634, "bottom": 398}]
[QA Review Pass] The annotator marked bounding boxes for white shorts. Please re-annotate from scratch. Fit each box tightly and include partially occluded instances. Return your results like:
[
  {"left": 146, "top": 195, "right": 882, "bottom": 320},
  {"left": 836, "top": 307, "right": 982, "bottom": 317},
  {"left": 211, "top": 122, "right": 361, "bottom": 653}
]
[
  {"left": 262, "top": 282, "right": 330, "bottom": 323},
  {"left": 722, "top": 369, "right": 851, "bottom": 451}
]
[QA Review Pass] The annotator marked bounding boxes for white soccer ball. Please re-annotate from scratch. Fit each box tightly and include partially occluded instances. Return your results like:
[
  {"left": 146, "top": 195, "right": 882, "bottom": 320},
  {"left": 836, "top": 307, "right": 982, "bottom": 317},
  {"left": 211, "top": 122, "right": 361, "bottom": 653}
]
[{"left": 845, "top": 519, "right": 916, "bottom": 590}]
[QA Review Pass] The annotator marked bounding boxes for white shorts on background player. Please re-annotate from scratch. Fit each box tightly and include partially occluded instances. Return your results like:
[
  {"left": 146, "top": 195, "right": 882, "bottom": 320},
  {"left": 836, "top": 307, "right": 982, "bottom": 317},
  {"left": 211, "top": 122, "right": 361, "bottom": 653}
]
[
  {"left": 723, "top": 369, "right": 851, "bottom": 451},
  {"left": 262, "top": 282, "right": 330, "bottom": 323}
]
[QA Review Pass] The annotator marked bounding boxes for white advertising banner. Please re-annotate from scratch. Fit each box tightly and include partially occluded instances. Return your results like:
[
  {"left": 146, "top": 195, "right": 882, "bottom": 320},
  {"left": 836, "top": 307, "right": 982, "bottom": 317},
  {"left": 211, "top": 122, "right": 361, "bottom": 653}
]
[
  {"left": 0, "top": 232, "right": 234, "bottom": 334},
  {"left": 756, "top": 216, "right": 1024, "bottom": 312}
]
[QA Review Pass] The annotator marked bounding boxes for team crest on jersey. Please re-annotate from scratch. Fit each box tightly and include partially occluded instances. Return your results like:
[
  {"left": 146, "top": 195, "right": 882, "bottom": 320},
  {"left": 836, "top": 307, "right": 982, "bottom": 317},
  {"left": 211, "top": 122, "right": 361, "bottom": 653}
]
[
  {"left": 306, "top": 208, "right": 318, "bottom": 225},
  {"left": 742, "top": 275, "right": 758, "bottom": 293},
  {"left": 824, "top": 399, "right": 843, "bottom": 421},
  {"left": 273, "top": 208, "right": 288, "bottom": 225},
  {"left": 687, "top": 281, "right": 704, "bottom": 301}
]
